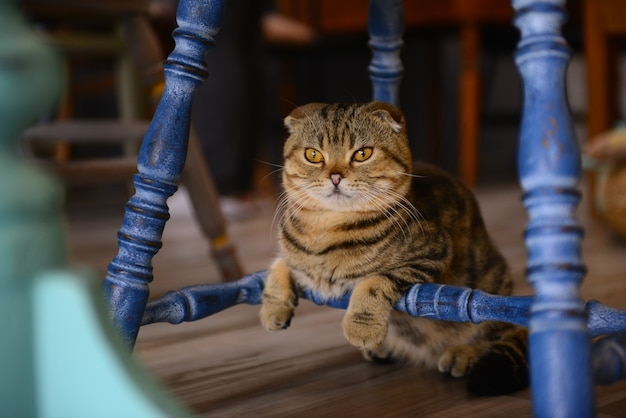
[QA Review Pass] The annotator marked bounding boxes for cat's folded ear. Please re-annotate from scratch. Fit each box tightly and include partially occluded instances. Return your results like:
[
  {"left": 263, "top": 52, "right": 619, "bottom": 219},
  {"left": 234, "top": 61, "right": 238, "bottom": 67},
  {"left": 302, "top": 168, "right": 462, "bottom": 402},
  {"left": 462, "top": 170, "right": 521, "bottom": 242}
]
[
  {"left": 365, "top": 101, "right": 405, "bottom": 133},
  {"left": 284, "top": 103, "right": 327, "bottom": 134}
]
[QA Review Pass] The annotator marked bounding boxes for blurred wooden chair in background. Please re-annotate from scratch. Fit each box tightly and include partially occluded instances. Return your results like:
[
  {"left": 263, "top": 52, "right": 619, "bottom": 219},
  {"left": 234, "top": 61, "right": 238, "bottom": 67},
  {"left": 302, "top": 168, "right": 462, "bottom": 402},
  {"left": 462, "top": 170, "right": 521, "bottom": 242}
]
[{"left": 21, "top": 0, "right": 243, "bottom": 281}]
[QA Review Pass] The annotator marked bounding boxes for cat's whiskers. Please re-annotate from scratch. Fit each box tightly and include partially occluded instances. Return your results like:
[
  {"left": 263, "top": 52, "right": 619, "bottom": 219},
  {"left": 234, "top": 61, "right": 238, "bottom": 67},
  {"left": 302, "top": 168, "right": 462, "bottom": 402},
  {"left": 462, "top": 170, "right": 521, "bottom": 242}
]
[
  {"left": 250, "top": 159, "right": 285, "bottom": 185},
  {"left": 271, "top": 186, "right": 313, "bottom": 232},
  {"left": 368, "top": 185, "right": 429, "bottom": 240},
  {"left": 270, "top": 192, "right": 290, "bottom": 239},
  {"left": 356, "top": 187, "right": 413, "bottom": 242},
  {"left": 252, "top": 158, "right": 285, "bottom": 170},
  {"left": 264, "top": 167, "right": 285, "bottom": 184},
  {"left": 394, "top": 170, "right": 427, "bottom": 179},
  {"left": 275, "top": 185, "right": 316, "bottom": 228},
  {"left": 385, "top": 188, "right": 429, "bottom": 237}
]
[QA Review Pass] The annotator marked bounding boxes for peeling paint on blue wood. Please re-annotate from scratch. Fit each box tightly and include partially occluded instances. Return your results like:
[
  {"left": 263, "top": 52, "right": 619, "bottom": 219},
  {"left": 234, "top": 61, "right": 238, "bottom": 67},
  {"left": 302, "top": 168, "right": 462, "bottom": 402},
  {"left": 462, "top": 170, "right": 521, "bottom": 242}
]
[
  {"left": 103, "top": 0, "right": 226, "bottom": 348},
  {"left": 513, "top": 0, "right": 595, "bottom": 416},
  {"left": 142, "top": 274, "right": 626, "bottom": 339},
  {"left": 141, "top": 272, "right": 265, "bottom": 325}
]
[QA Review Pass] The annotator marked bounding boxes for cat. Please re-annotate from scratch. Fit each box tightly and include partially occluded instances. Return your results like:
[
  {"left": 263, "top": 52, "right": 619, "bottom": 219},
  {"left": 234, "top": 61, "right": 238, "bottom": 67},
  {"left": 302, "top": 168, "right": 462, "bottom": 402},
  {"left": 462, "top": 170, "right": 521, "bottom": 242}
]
[{"left": 259, "top": 101, "right": 528, "bottom": 395}]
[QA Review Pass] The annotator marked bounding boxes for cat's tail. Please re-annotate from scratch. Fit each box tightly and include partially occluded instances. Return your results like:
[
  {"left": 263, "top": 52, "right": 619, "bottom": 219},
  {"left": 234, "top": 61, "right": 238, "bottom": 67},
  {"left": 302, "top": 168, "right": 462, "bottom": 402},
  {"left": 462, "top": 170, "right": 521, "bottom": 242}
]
[{"left": 466, "top": 324, "right": 529, "bottom": 396}]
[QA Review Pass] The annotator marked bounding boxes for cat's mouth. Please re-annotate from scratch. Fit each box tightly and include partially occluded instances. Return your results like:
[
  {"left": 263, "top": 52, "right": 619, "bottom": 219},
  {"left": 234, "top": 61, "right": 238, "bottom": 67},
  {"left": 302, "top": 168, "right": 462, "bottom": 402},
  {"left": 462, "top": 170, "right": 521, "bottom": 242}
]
[
  {"left": 328, "top": 186, "right": 350, "bottom": 198},
  {"left": 321, "top": 188, "right": 359, "bottom": 209}
]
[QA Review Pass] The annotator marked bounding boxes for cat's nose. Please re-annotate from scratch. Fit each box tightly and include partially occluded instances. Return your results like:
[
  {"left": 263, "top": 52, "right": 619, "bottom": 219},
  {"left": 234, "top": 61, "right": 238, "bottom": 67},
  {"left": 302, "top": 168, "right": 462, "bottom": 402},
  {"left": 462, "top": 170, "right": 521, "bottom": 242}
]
[{"left": 330, "top": 173, "right": 342, "bottom": 186}]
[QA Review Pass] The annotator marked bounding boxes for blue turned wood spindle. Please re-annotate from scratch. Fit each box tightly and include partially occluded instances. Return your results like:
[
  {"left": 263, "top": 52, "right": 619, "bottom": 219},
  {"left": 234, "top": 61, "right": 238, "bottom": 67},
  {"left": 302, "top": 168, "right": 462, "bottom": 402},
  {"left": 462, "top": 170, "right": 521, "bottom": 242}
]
[
  {"left": 367, "top": 0, "right": 404, "bottom": 105},
  {"left": 513, "top": 1, "right": 594, "bottom": 416},
  {"left": 103, "top": 0, "right": 226, "bottom": 348},
  {"left": 142, "top": 269, "right": 626, "bottom": 344}
]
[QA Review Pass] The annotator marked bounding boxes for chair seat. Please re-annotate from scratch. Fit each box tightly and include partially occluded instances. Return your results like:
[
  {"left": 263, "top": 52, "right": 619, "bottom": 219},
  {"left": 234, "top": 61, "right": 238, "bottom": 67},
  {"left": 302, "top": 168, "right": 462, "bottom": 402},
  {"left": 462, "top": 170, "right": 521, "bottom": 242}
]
[
  {"left": 39, "top": 157, "right": 138, "bottom": 185},
  {"left": 23, "top": 119, "right": 149, "bottom": 144}
]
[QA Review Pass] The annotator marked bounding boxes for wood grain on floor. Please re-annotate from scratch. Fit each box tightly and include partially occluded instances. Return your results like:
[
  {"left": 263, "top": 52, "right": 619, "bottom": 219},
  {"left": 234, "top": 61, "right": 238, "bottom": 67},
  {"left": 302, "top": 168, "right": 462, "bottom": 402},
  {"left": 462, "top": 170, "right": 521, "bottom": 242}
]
[{"left": 66, "top": 182, "right": 626, "bottom": 417}]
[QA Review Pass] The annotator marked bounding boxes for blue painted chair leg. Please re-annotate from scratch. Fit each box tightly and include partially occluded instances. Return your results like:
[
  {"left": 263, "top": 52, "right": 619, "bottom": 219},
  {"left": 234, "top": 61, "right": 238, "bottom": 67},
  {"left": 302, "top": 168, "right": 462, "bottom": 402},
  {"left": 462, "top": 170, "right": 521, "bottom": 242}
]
[
  {"left": 367, "top": 0, "right": 404, "bottom": 105},
  {"left": 512, "top": 1, "right": 594, "bottom": 416},
  {"left": 102, "top": 0, "right": 227, "bottom": 349}
]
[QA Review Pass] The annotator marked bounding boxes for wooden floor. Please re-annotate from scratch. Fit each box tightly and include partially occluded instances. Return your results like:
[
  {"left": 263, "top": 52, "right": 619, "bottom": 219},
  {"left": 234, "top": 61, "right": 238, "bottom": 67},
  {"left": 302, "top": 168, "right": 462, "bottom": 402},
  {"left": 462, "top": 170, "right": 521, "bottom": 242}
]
[{"left": 65, "top": 181, "right": 626, "bottom": 417}]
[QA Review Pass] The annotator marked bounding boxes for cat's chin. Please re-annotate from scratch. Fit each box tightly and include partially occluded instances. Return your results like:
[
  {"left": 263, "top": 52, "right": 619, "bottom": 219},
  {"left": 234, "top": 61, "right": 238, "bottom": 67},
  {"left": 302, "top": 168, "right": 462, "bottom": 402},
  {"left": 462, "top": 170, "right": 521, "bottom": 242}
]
[{"left": 316, "top": 198, "right": 382, "bottom": 213}]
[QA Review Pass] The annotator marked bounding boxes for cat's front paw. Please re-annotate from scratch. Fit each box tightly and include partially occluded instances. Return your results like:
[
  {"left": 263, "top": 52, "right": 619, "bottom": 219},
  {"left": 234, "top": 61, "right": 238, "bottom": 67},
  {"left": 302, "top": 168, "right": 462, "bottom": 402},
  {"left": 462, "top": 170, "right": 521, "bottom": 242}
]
[
  {"left": 260, "top": 299, "right": 295, "bottom": 331},
  {"left": 342, "top": 310, "right": 388, "bottom": 350},
  {"left": 259, "top": 258, "right": 297, "bottom": 331},
  {"left": 438, "top": 345, "right": 481, "bottom": 378}
]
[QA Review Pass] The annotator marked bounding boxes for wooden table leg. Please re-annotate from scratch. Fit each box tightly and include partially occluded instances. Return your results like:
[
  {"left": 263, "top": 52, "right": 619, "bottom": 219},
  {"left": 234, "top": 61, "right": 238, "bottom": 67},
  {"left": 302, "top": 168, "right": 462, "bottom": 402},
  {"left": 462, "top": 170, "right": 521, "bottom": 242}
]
[
  {"left": 584, "top": 0, "right": 620, "bottom": 216},
  {"left": 459, "top": 22, "right": 481, "bottom": 188}
]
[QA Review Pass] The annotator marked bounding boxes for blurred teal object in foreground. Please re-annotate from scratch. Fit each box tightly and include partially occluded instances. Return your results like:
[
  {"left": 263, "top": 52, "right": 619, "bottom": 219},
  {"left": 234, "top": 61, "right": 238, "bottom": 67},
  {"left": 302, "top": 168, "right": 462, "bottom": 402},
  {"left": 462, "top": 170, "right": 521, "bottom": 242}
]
[
  {"left": 0, "top": 1, "right": 64, "bottom": 415},
  {"left": 0, "top": 0, "right": 191, "bottom": 416}
]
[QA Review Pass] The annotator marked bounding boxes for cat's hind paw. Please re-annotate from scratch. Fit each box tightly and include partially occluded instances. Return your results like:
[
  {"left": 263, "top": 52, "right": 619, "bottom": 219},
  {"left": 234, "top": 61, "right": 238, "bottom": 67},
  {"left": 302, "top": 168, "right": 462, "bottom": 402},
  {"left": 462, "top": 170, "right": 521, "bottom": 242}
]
[
  {"left": 438, "top": 345, "right": 481, "bottom": 378},
  {"left": 466, "top": 342, "right": 529, "bottom": 395}
]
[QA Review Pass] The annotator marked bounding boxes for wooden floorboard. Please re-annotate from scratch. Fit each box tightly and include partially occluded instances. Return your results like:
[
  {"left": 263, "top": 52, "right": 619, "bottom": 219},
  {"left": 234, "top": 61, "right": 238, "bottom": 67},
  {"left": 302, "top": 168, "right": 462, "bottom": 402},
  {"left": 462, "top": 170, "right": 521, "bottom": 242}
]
[{"left": 65, "top": 182, "right": 626, "bottom": 417}]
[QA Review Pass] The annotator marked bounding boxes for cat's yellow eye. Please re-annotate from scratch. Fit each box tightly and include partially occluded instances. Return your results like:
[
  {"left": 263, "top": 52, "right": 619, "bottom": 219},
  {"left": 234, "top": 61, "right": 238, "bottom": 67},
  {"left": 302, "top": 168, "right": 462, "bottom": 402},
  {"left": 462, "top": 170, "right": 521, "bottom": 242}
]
[
  {"left": 353, "top": 147, "right": 373, "bottom": 162},
  {"left": 304, "top": 148, "right": 324, "bottom": 163}
]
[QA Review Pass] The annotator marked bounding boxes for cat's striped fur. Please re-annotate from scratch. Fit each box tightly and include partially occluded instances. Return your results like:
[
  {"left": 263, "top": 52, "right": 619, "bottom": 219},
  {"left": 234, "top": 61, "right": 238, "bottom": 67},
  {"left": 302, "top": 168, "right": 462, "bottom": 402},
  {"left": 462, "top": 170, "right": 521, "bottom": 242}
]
[{"left": 260, "top": 101, "right": 528, "bottom": 395}]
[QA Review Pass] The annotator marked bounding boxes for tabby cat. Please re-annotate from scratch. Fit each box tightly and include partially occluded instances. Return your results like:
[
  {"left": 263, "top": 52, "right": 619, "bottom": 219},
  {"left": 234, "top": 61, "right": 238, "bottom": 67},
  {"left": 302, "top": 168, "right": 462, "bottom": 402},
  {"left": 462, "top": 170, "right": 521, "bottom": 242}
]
[{"left": 259, "top": 101, "right": 528, "bottom": 395}]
